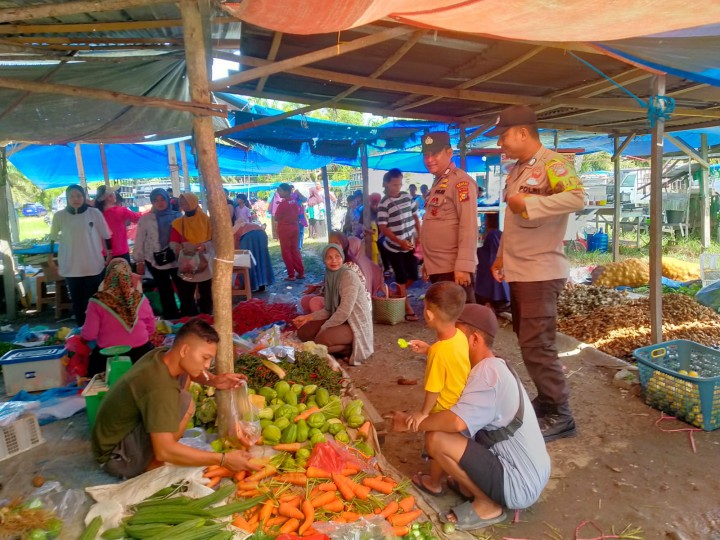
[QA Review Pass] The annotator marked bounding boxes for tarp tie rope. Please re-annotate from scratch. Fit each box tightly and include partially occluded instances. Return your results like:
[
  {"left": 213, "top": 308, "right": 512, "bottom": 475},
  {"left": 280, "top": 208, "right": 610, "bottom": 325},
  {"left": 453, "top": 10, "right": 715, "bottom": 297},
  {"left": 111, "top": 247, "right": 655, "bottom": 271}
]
[{"left": 568, "top": 51, "right": 674, "bottom": 127}]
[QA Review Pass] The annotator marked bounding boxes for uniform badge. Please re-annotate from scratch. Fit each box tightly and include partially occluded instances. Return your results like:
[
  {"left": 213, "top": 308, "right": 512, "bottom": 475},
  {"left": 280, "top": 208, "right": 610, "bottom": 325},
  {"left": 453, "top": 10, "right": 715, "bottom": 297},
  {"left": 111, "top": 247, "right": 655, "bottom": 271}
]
[
  {"left": 456, "top": 181, "right": 470, "bottom": 203},
  {"left": 429, "top": 197, "right": 440, "bottom": 206},
  {"left": 528, "top": 157, "right": 537, "bottom": 166},
  {"left": 431, "top": 207, "right": 439, "bottom": 216},
  {"left": 550, "top": 162, "right": 567, "bottom": 177},
  {"left": 526, "top": 178, "right": 539, "bottom": 186},
  {"left": 531, "top": 168, "right": 542, "bottom": 179},
  {"left": 424, "top": 135, "right": 433, "bottom": 145}
]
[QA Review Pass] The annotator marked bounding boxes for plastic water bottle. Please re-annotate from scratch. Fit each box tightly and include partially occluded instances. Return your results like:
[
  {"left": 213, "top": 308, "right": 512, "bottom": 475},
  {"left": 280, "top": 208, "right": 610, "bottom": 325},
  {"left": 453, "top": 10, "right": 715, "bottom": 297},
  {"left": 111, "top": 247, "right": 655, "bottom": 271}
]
[{"left": 588, "top": 229, "right": 609, "bottom": 253}]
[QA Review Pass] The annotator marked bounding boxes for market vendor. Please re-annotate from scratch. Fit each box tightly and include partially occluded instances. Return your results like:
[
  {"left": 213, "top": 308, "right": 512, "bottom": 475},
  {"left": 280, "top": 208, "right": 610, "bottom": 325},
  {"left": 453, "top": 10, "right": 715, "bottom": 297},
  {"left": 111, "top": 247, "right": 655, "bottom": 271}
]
[
  {"left": 92, "top": 318, "right": 258, "bottom": 480},
  {"left": 392, "top": 305, "right": 549, "bottom": 531},
  {"left": 293, "top": 243, "right": 373, "bottom": 366}
]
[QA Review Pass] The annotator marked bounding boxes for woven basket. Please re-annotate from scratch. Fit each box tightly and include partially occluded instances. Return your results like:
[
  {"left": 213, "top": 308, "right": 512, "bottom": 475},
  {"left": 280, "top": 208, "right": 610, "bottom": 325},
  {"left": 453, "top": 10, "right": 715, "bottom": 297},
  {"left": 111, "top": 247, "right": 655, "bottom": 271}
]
[{"left": 372, "top": 284, "right": 406, "bottom": 325}]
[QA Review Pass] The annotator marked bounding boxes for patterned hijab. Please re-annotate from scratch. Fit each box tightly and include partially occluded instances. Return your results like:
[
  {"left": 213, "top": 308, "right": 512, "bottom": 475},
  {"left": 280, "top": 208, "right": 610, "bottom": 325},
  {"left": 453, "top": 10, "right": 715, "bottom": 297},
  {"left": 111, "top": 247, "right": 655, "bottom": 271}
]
[
  {"left": 172, "top": 193, "right": 212, "bottom": 244},
  {"left": 323, "top": 243, "right": 348, "bottom": 315},
  {"left": 90, "top": 258, "right": 143, "bottom": 332}
]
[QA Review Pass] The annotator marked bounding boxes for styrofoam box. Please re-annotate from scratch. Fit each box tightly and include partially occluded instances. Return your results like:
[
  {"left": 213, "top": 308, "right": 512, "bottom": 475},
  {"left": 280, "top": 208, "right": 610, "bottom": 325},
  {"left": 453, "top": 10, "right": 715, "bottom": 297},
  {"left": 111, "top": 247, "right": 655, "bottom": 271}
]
[
  {"left": 0, "top": 413, "right": 45, "bottom": 461},
  {"left": 0, "top": 345, "right": 67, "bottom": 395},
  {"left": 234, "top": 250, "right": 252, "bottom": 268}
]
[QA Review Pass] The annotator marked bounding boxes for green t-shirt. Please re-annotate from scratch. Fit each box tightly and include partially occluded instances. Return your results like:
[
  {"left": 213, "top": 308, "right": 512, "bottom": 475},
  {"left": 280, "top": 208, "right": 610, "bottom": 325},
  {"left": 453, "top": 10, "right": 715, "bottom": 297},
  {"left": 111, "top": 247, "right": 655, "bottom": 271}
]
[{"left": 92, "top": 348, "right": 181, "bottom": 461}]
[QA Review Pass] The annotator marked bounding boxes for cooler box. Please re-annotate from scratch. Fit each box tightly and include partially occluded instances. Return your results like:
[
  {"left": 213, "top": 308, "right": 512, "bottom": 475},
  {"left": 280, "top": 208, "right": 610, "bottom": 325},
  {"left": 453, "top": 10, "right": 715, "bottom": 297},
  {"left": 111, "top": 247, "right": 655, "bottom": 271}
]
[
  {"left": 0, "top": 345, "right": 67, "bottom": 395},
  {"left": 82, "top": 374, "right": 109, "bottom": 430}
]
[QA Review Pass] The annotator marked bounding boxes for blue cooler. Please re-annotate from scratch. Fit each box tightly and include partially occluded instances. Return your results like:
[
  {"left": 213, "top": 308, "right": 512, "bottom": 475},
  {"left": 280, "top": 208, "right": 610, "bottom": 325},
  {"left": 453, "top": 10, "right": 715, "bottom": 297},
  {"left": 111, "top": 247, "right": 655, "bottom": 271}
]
[{"left": 0, "top": 345, "right": 67, "bottom": 395}]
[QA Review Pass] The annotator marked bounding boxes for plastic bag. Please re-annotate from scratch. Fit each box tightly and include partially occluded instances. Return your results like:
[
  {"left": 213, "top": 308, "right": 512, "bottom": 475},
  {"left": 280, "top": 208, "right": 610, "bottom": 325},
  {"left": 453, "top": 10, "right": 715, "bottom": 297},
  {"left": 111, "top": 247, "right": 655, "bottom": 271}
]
[
  {"left": 258, "top": 346, "right": 296, "bottom": 364},
  {"left": 217, "top": 381, "right": 261, "bottom": 447},
  {"left": 313, "top": 516, "right": 394, "bottom": 540},
  {"left": 257, "top": 324, "right": 283, "bottom": 348},
  {"left": 0, "top": 401, "right": 40, "bottom": 427},
  {"left": 307, "top": 440, "right": 374, "bottom": 475},
  {"left": 696, "top": 280, "right": 720, "bottom": 311},
  {"left": 30, "top": 481, "right": 86, "bottom": 521}
]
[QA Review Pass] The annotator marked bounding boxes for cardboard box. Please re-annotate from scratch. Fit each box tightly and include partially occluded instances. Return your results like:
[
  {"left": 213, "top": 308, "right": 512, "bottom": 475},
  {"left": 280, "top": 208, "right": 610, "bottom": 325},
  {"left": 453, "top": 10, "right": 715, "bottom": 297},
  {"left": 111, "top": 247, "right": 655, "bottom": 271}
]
[
  {"left": 233, "top": 250, "right": 253, "bottom": 268},
  {"left": 0, "top": 345, "right": 67, "bottom": 395}
]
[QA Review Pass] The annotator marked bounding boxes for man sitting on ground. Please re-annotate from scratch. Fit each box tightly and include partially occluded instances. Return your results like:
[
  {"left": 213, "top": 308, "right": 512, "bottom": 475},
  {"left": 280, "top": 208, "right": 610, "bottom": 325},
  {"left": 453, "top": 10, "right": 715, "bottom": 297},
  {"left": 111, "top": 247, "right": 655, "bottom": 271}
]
[
  {"left": 392, "top": 305, "right": 550, "bottom": 531},
  {"left": 92, "top": 318, "right": 258, "bottom": 479}
]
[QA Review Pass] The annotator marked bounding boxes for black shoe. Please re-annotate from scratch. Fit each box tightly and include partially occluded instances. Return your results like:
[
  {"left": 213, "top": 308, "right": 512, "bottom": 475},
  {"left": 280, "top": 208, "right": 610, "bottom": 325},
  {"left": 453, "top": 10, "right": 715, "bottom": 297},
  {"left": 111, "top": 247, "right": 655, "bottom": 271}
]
[
  {"left": 539, "top": 414, "right": 577, "bottom": 442},
  {"left": 531, "top": 397, "right": 553, "bottom": 418}
]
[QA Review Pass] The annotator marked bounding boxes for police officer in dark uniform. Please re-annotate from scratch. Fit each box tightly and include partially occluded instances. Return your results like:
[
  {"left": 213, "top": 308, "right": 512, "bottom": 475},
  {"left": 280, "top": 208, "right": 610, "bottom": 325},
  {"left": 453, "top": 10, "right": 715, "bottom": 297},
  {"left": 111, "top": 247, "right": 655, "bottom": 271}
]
[{"left": 419, "top": 132, "right": 479, "bottom": 303}]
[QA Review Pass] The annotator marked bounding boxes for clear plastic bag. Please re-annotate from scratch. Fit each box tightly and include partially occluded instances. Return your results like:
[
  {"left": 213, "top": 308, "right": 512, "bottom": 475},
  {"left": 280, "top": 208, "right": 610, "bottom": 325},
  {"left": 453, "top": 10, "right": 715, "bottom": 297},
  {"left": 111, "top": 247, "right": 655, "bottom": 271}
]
[
  {"left": 313, "top": 516, "right": 394, "bottom": 539},
  {"left": 217, "top": 381, "right": 261, "bottom": 447},
  {"left": 30, "top": 481, "right": 86, "bottom": 521}
]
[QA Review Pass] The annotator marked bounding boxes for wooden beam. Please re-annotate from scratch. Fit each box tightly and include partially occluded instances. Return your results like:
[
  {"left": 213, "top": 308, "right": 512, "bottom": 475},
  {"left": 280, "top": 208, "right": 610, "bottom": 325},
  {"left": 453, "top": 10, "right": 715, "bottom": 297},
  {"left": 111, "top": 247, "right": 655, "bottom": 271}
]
[
  {"left": 397, "top": 46, "right": 546, "bottom": 112},
  {"left": 217, "top": 101, "right": 327, "bottom": 137},
  {"left": 321, "top": 166, "right": 332, "bottom": 238},
  {"left": 74, "top": 143, "right": 86, "bottom": 188},
  {"left": 700, "top": 133, "right": 711, "bottom": 248},
  {"left": 179, "top": 0, "right": 234, "bottom": 376},
  {"left": 179, "top": 141, "right": 190, "bottom": 190},
  {"left": 360, "top": 142, "right": 372, "bottom": 258},
  {"left": 0, "top": 148, "right": 16, "bottom": 320},
  {"left": 256, "top": 31, "right": 282, "bottom": 93},
  {"left": 663, "top": 133, "right": 710, "bottom": 168},
  {"left": 167, "top": 144, "right": 181, "bottom": 193},
  {"left": 0, "top": 0, "right": 173, "bottom": 24},
  {"left": 0, "top": 17, "right": 236, "bottom": 34},
  {"left": 612, "top": 136, "right": 621, "bottom": 261},
  {"left": 556, "top": 97, "right": 720, "bottom": 119},
  {"left": 211, "top": 26, "right": 415, "bottom": 89},
  {"left": 0, "top": 76, "right": 227, "bottom": 117},
  {"left": 649, "top": 75, "right": 666, "bottom": 344},
  {"left": 99, "top": 143, "right": 110, "bottom": 187},
  {"left": 611, "top": 132, "right": 637, "bottom": 161}
]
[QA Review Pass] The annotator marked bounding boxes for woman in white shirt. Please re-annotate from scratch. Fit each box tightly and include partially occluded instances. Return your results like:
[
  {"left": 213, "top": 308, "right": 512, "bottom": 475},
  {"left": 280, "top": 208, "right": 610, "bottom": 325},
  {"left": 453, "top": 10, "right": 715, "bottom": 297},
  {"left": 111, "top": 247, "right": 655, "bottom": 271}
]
[{"left": 48, "top": 184, "right": 111, "bottom": 326}]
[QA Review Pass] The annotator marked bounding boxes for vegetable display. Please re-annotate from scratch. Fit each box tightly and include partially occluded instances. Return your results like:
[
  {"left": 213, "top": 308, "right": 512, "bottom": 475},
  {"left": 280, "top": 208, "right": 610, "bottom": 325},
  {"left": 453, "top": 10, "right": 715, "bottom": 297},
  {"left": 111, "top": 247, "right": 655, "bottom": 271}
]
[
  {"left": 592, "top": 257, "right": 701, "bottom": 288},
  {"left": 0, "top": 499, "right": 63, "bottom": 539},
  {"left": 231, "top": 300, "right": 297, "bottom": 336},
  {"left": 557, "top": 284, "right": 630, "bottom": 319}
]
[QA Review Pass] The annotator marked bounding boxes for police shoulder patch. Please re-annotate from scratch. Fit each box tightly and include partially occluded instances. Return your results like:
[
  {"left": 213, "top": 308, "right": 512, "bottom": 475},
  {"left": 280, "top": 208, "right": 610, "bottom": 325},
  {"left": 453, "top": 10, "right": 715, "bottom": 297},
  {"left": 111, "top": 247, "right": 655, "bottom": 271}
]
[{"left": 456, "top": 181, "right": 470, "bottom": 202}]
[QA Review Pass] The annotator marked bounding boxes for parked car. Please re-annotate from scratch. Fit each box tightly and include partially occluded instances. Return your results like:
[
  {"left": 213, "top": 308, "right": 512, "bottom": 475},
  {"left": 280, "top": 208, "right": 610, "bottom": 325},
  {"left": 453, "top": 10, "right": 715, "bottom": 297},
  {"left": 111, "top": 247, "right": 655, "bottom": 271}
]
[{"left": 21, "top": 203, "right": 47, "bottom": 217}]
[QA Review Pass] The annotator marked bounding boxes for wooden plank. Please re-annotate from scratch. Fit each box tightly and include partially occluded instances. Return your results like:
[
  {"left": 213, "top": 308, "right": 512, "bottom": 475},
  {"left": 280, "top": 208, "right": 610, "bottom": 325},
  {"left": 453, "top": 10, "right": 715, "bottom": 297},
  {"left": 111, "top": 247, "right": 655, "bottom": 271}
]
[
  {"left": 99, "top": 143, "right": 110, "bottom": 187},
  {"left": 0, "top": 76, "right": 227, "bottom": 117},
  {"left": 612, "top": 136, "right": 621, "bottom": 262},
  {"left": 649, "top": 75, "right": 666, "bottom": 344},
  {"left": 211, "top": 26, "right": 415, "bottom": 89},
  {"left": 0, "top": 17, "right": 236, "bottom": 34},
  {"left": 0, "top": 148, "right": 16, "bottom": 320},
  {"left": 167, "top": 144, "right": 181, "bottom": 194},
  {"left": 0, "top": 0, "right": 172, "bottom": 23},
  {"left": 179, "top": 141, "right": 190, "bottom": 191},
  {"left": 217, "top": 101, "right": 327, "bottom": 137},
  {"left": 700, "top": 133, "right": 711, "bottom": 248},
  {"left": 179, "top": 0, "right": 234, "bottom": 376},
  {"left": 256, "top": 31, "right": 282, "bottom": 93},
  {"left": 74, "top": 143, "right": 86, "bottom": 188},
  {"left": 663, "top": 133, "right": 710, "bottom": 169},
  {"left": 321, "top": 166, "right": 332, "bottom": 239},
  {"left": 360, "top": 142, "right": 372, "bottom": 259},
  {"left": 610, "top": 131, "right": 636, "bottom": 161}
]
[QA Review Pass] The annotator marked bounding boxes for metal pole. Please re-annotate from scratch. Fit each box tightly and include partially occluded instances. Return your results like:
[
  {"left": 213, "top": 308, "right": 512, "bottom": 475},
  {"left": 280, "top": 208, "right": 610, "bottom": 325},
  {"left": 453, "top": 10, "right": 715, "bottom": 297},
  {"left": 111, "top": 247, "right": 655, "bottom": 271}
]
[
  {"left": 360, "top": 142, "right": 372, "bottom": 258},
  {"left": 700, "top": 133, "right": 710, "bottom": 248},
  {"left": 459, "top": 127, "right": 467, "bottom": 171},
  {"left": 0, "top": 148, "right": 16, "bottom": 320},
  {"left": 168, "top": 143, "right": 181, "bottom": 195},
  {"left": 321, "top": 166, "right": 332, "bottom": 238},
  {"left": 74, "top": 143, "right": 86, "bottom": 188},
  {"left": 99, "top": 143, "right": 110, "bottom": 188},
  {"left": 649, "top": 75, "right": 666, "bottom": 344},
  {"left": 179, "top": 141, "right": 191, "bottom": 191},
  {"left": 612, "top": 136, "right": 621, "bottom": 261}
]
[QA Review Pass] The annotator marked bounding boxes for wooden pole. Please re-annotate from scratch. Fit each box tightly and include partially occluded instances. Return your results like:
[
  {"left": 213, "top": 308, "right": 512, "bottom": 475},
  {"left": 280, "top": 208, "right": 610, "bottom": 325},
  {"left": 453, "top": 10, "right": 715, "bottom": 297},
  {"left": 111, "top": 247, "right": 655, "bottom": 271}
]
[
  {"left": 553, "top": 130, "right": 559, "bottom": 151},
  {"left": 179, "top": 141, "right": 191, "bottom": 191},
  {"left": 459, "top": 127, "right": 467, "bottom": 171},
  {"left": 99, "top": 143, "right": 110, "bottom": 188},
  {"left": 700, "top": 133, "right": 711, "bottom": 248},
  {"left": 179, "top": 0, "right": 234, "bottom": 375},
  {"left": 74, "top": 143, "right": 87, "bottom": 188},
  {"left": 321, "top": 166, "right": 332, "bottom": 239},
  {"left": 0, "top": 147, "right": 16, "bottom": 320},
  {"left": 360, "top": 142, "right": 372, "bottom": 258},
  {"left": 612, "top": 136, "right": 621, "bottom": 261},
  {"left": 649, "top": 75, "right": 666, "bottom": 344},
  {"left": 0, "top": 0, "right": 172, "bottom": 23},
  {"left": 167, "top": 144, "right": 181, "bottom": 194}
]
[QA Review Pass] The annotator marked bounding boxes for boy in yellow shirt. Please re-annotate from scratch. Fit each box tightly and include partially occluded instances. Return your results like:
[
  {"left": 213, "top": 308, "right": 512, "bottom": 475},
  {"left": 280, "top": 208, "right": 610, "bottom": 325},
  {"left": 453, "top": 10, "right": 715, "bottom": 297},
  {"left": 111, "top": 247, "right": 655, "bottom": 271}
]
[{"left": 407, "top": 281, "right": 471, "bottom": 495}]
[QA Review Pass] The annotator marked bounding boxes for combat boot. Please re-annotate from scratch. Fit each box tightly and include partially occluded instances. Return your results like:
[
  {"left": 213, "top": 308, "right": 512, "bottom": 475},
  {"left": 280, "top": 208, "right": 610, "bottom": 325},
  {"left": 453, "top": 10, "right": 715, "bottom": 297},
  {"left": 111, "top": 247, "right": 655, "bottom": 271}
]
[
  {"left": 531, "top": 396, "right": 553, "bottom": 418},
  {"left": 539, "top": 403, "right": 577, "bottom": 442}
]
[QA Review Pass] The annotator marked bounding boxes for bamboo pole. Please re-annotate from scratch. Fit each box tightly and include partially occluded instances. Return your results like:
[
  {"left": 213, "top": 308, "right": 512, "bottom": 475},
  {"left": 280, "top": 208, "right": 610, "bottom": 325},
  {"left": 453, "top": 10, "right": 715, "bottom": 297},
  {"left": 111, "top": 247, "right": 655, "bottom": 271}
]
[
  {"left": 179, "top": 141, "right": 191, "bottom": 191},
  {"left": 99, "top": 143, "right": 110, "bottom": 188},
  {"left": 179, "top": 0, "right": 234, "bottom": 375},
  {"left": 167, "top": 144, "right": 181, "bottom": 194},
  {"left": 0, "top": 148, "right": 16, "bottom": 320},
  {"left": 360, "top": 142, "right": 372, "bottom": 258},
  {"left": 0, "top": 76, "right": 227, "bottom": 117},
  {"left": 649, "top": 75, "right": 666, "bottom": 344},
  {"left": 74, "top": 143, "right": 87, "bottom": 188},
  {"left": 321, "top": 166, "right": 332, "bottom": 239}
]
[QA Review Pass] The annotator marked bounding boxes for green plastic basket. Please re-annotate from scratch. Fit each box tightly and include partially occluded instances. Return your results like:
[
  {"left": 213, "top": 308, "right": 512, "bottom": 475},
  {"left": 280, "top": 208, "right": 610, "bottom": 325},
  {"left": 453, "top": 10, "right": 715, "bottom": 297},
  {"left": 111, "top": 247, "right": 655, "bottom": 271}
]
[{"left": 634, "top": 340, "right": 720, "bottom": 431}]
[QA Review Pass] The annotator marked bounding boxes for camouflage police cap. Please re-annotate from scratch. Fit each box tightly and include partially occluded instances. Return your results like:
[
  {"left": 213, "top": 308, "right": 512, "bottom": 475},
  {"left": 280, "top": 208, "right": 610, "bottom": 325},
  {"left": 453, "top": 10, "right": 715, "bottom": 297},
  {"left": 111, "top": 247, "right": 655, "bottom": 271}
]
[{"left": 421, "top": 131, "right": 451, "bottom": 154}]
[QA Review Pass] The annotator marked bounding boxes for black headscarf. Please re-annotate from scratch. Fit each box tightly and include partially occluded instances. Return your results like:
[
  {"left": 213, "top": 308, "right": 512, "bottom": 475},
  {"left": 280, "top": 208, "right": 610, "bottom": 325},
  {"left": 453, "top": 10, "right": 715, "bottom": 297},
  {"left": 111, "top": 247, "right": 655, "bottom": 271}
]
[{"left": 65, "top": 184, "right": 89, "bottom": 215}]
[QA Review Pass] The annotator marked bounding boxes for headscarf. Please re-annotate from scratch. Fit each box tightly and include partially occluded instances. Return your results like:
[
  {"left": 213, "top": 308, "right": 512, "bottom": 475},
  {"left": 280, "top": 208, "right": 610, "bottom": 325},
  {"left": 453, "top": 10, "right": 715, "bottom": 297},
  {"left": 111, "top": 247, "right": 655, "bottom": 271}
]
[
  {"left": 323, "top": 243, "right": 348, "bottom": 315},
  {"left": 347, "top": 236, "right": 383, "bottom": 296},
  {"left": 369, "top": 193, "right": 381, "bottom": 206},
  {"left": 90, "top": 258, "right": 143, "bottom": 332},
  {"left": 65, "top": 184, "right": 88, "bottom": 215},
  {"left": 172, "top": 193, "right": 212, "bottom": 244},
  {"left": 150, "top": 188, "right": 180, "bottom": 248}
]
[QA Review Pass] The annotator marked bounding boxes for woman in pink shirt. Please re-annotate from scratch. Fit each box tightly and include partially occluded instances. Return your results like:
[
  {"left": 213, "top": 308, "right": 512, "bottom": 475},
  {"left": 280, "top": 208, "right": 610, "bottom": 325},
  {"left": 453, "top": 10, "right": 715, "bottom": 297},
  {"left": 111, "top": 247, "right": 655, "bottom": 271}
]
[
  {"left": 95, "top": 185, "right": 142, "bottom": 263},
  {"left": 83, "top": 258, "right": 155, "bottom": 377}
]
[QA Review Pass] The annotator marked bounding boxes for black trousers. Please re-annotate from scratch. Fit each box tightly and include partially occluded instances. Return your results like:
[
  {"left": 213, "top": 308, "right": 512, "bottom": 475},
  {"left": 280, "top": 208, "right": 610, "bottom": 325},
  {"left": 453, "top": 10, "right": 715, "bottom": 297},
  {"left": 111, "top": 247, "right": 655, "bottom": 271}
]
[
  {"left": 429, "top": 272, "right": 476, "bottom": 304},
  {"left": 176, "top": 278, "right": 213, "bottom": 316},
  {"left": 65, "top": 271, "right": 105, "bottom": 326},
  {"left": 146, "top": 262, "right": 182, "bottom": 319}
]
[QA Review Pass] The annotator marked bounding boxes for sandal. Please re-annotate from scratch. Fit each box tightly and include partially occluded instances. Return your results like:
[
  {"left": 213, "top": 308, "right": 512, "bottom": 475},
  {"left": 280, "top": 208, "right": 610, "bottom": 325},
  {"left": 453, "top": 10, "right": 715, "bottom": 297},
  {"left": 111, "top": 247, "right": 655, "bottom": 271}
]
[
  {"left": 412, "top": 473, "right": 445, "bottom": 497},
  {"left": 439, "top": 501, "right": 506, "bottom": 531},
  {"left": 446, "top": 477, "right": 473, "bottom": 501},
  {"left": 404, "top": 312, "right": 419, "bottom": 322}
]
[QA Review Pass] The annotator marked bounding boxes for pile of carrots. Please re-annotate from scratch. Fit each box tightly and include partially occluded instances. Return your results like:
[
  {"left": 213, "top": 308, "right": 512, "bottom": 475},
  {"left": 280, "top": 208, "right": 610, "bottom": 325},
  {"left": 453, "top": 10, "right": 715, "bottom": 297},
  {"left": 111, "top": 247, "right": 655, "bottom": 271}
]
[{"left": 201, "top": 451, "right": 425, "bottom": 538}]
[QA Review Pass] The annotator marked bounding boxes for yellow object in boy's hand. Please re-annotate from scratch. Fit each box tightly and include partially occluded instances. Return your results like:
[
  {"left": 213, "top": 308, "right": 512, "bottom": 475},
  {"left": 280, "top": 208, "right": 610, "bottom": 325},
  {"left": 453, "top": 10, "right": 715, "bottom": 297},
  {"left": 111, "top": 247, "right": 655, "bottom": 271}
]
[{"left": 397, "top": 338, "right": 409, "bottom": 349}]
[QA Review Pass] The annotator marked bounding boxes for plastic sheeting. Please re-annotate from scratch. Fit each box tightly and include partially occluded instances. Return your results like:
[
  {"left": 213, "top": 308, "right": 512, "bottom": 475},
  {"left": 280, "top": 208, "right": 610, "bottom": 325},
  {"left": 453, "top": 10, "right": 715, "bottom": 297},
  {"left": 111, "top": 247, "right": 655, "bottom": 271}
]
[
  {"left": 9, "top": 142, "right": 283, "bottom": 189},
  {"left": 335, "top": 151, "right": 499, "bottom": 173},
  {"left": 221, "top": 0, "right": 720, "bottom": 42}
]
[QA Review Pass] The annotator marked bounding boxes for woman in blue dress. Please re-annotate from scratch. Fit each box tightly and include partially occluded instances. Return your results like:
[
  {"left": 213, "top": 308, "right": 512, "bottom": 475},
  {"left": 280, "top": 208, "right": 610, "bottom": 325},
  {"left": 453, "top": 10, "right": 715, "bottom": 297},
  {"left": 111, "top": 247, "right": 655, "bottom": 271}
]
[{"left": 234, "top": 221, "right": 275, "bottom": 292}]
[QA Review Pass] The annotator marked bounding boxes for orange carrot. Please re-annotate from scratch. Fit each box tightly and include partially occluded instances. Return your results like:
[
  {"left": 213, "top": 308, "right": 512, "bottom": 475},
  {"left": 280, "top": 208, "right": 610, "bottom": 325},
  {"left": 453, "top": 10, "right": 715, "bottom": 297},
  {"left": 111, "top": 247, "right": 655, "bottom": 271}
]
[
  {"left": 353, "top": 484, "right": 371, "bottom": 500},
  {"left": 236, "top": 481, "right": 260, "bottom": 491},
  {"left": 231, "top": 515, "right": 254, "bottom": 532},
  {"left": 299, "top": 499, "right": 315, "bottom": 535},
  {"left": 321, "top": 499, "right": 344, "bottom": 513},
  {"left": 273, "top": 443, "right": 305, "bottom": 452},
  {"left": 332, "top": 473, "right": 355, "bottom": 501},
  {"left": 204, "top": 466, "right": 234, "bottom": 479},
  {"left": 279, "top": 518, "right": 300, "bottom": 534},
  {"left": 294, "top": 406, "right": 320, "bottom": 422},
  {"left": 362, "top": 476, "right": 394, "bottom": 495},
  {"left": 259, "top": 499, "right": 274, "bottom": 523},
  {"left": 265, "top": 515, "right": 289, "bottom": 527},
  {"left": 278, "top": 503, "right": 305, "bottom": 520},
  {"left": 206, "top": 476, "right": 221, "bottom": 488},
  {"left": 379, "top": 501, "right": 399, "bottom": 518},
  {"left": 309, "top": 486, "right": 323, "bottom": 499},
  {"left": 247, "top": 511, "right": 259, "bottom": 525},
  {"left": 285, "top": 496, "right": 302, "bottom": 508},
  {"left": 388, "top": 510, "right": 423, "bottom": 527},
  {"left": 237, "top": 489, "right": 261, "bottom": 498},
  {"left": 306, "top": 467, "right": 332, "bottom": 479},
  {"left": 318, "top": 482, "right": 337, "bottom": 492},
  {"left": 246, "top": 465, "right": 277, "bottom": 483},
  {"left": 392, "top": 525, "right": 410, "bottom": 537},
  {"left": 233, "top": 471, "right": 248, "bottom": 483},
  {"left": 397, "top": 496, "right": 415, "bottom": 513},
  {"left": 279, "top": 493, "right": 300, "bottom": 503},
  {"left": 383, "top": 477, "right": 398, "bottom": 487},
  {"left": 341, "top": 467, "right": 360, "bottom": 476},
  {"left": 310, "top": 491, "right": 338, "bottom": 508},
  {"left": 303, "top": 527, "right": 320, "bottom": 537},
  {"left": 275, "top": 473, "right": 308, "bottom": 486},
  {"left": 340, "top": 511, "right": 360, "bottom": 522},
  {"left": 356, "top": 421, "right": 371, "bottom": 440}
]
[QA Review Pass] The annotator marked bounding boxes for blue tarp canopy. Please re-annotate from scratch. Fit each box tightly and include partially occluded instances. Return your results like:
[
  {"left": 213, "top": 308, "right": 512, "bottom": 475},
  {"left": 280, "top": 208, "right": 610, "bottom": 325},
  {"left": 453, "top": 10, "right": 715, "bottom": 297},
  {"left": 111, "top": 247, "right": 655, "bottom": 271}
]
[{"left": 8, "top": 142, "right": 283, "bottom": 189}]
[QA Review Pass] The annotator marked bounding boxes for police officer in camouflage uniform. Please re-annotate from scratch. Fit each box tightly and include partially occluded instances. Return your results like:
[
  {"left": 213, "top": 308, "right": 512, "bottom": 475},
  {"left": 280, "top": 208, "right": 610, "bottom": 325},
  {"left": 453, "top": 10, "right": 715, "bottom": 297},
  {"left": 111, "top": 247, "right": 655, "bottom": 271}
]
[
  {"left": 419, "top": 132, "right": 479, "bottom": 303},
  {"left": 488, "top": 106, "right": 584, "bottom": 442}
]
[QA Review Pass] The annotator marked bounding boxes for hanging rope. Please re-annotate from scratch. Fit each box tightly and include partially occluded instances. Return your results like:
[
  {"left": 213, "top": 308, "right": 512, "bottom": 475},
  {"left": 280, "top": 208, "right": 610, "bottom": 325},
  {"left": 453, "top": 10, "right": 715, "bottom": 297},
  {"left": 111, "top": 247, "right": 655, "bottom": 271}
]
[{"left": 568, "top": 51, "right": 674, "bottom": 127}]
